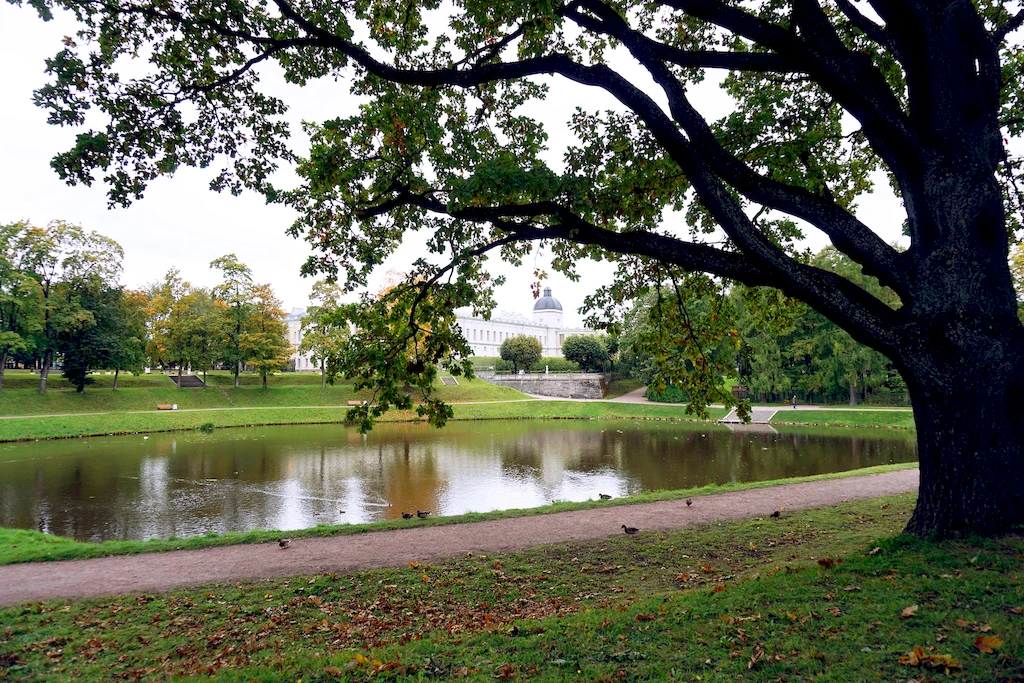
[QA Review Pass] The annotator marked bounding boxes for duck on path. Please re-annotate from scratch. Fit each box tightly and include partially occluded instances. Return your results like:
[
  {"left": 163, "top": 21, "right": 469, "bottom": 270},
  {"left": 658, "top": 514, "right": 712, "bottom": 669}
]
[{"left": 621, "top": 525, "right": 640, "bottom": 535}]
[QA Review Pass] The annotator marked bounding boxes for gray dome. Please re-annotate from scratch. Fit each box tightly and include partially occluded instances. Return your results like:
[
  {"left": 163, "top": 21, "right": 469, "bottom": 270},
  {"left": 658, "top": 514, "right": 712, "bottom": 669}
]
[{"left": 533, "top": 287, "right": 562, "bottom": 311}]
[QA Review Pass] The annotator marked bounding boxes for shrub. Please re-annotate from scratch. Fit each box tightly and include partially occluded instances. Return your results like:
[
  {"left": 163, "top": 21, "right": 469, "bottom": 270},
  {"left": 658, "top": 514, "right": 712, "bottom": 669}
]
[{"left": 644, "top": 385, "right": 689, "bottom": 403}]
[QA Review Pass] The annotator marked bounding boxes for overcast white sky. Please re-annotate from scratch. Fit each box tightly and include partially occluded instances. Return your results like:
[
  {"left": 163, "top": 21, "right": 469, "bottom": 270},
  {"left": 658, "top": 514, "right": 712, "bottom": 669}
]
[{"left": 0, "top": 4, "right": 907, "bottom": 326}]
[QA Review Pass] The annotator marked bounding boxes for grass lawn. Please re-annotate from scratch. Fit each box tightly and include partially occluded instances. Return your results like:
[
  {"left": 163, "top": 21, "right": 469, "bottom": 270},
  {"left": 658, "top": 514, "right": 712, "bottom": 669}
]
[
  {"left": 773, "top": 410, "right": 917, "bottom": 430},
  {"left": 0, "top": 400, "right": 725, "bottom": 442},
  {"left": 1, "top": 492, "right": 1020, "bottom": 681},
  {"left": 0, "top": 463, "right": 917, "bottom": 566}
]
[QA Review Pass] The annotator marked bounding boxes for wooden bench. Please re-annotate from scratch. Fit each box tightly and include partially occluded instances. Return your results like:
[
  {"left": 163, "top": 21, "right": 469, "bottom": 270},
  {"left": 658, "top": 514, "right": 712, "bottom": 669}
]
[
  {"left": 347, "top": 400, "right": 364, "bottom": 406},
  {"left": 156, "top": 404, "right": 177, "bottom": 411}
]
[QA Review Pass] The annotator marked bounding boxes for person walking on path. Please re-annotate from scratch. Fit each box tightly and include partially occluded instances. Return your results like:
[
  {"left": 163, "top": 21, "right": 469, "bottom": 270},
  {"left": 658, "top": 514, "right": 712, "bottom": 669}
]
[{"left": 792, "top": 395, "right": 797, "bottom": 409}]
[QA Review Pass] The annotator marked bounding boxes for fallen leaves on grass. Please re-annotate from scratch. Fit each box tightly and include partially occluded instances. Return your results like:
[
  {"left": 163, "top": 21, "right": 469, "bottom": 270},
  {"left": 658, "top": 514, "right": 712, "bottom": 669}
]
[
  {"left": 748, "top": 644, "right": 764, "bottom": 669},
  {"left": 898, "top": 647, "right": 962, "bottom": 672},
  {"left": 901, "top": 605, "right": 919, "bottom": 618},
  {"left": 974, "top": 636, "right": 1003, "bottom": 654},
  {"left": 817, "top": 557, "right": 842, "bottom": 570}
]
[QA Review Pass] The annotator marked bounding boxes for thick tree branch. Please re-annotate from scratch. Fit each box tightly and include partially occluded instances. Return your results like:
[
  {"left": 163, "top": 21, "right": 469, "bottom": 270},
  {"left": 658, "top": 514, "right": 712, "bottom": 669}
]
[
  {"left": 366, "top": 187, "right": 901, "bottom": 354},
  {"left": 833, "top": 0, "right": 890, "bottom": 47},
  {"left": 995, "top": 8, "right": 1024, "bottom": 40},
  {"left": 566, "top": 0, "right": 908, "bottom": 297},
  {"left": 659, "top": 0, "right": 919, "bottom": 171}
]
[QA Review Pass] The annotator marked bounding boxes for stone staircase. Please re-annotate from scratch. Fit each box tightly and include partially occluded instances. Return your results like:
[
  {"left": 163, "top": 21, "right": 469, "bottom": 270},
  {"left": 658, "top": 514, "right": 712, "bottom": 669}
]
[
  {"left": 170, "top": 375, "right": 207, "bottom": 388},
  {"left": 719, "top": 406, "right": 778, "bottom": 424}
]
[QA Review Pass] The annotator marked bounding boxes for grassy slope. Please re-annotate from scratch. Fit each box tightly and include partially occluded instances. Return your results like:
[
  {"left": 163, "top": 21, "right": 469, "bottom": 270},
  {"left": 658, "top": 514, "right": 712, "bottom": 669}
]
[
  {"left": 0, "top": 371, "right": 525, "bottom": 416},
  {"left": 0, "top": 462, "right": 916, "bottom": 566},
  {"left": 1, "top": 493, "right": 1020, "bottom": 682},
  {"left": 602, "top": 378, "right": 644, "bottom": 398}
]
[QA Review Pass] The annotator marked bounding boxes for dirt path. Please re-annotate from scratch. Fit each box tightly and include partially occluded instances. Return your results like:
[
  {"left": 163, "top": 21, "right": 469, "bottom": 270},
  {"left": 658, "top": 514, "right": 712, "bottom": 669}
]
[{"left": 0, "top": 469, "right": 918, "bottom": 607}]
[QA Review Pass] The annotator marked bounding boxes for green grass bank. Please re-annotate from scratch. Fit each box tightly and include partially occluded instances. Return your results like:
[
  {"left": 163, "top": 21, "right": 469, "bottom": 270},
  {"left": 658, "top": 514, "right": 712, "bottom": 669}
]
[
  {"left": 1, "top": 492, "right": 1020, "bottom": 682},
  {"left": 772, "top": 409, "right": 916, "bottom": 430},
  {"left": 0, "top": 401, "right": 732, "bottom": 442},
  {"left": 0, "top": 370, "right": 921, "bottom": 440},
  {"left": 0, "top": 462, "right": 917, "bottom": 566}
]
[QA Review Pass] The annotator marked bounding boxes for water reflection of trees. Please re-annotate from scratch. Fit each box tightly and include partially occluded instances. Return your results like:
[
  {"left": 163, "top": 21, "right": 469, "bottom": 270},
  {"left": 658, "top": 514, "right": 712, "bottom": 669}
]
[{"left": 0, "top": 423, "right": 916, "bottom": 542}]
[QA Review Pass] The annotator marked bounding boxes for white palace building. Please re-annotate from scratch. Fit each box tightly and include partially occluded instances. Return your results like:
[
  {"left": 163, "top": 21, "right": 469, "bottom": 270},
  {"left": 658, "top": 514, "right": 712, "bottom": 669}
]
[
  {"left": 284, "top": 287, "right": 597, "bottom": 370},
  {"left": 456, "top": 288, "right": 598, "bottom": 357}
]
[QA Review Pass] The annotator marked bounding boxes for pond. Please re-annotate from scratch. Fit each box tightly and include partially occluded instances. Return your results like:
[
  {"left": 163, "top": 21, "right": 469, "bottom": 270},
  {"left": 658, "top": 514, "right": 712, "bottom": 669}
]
[{"left": 0, "top": 420, "right": 917, "bottom": 542}]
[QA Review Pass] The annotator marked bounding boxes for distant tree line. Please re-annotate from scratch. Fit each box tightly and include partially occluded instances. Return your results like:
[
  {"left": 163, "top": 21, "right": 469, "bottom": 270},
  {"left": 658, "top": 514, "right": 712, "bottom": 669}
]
[
  {"left": 1, "top": 220, "right": 293, "bottom": 392},
  {"left": 617, "top": 248, "right": 908, "bottom": 406}
]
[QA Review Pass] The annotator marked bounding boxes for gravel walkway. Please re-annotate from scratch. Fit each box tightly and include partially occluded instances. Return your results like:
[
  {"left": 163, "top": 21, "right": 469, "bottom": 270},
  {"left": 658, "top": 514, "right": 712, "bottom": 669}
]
[{"left": 0, "top": 468, "right": 918, "bottom": 607}]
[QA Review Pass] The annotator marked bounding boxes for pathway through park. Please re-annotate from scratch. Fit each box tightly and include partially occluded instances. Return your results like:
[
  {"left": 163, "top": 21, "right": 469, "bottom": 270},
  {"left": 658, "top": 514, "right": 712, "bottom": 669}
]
[{"left": 0, "top": 468, "right": 919, "bottom": 606}]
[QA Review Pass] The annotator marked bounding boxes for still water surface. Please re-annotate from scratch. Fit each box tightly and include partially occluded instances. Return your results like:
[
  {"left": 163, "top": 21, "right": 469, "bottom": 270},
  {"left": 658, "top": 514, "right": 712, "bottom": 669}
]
[{"left": 0, "top": 420, "right": 916, "bottom": 542}]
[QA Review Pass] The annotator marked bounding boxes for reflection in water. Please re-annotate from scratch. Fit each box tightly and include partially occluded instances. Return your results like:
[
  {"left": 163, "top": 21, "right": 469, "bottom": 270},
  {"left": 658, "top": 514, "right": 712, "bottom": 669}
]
[{"left": 0, "top": 421, "right": 916, "bottom": 542}]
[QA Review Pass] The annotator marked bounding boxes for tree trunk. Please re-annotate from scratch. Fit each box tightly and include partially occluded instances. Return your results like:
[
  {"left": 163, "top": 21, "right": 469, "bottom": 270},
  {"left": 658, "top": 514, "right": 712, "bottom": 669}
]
[
  {"left": 234, "top": 361, "right": 240, "bottom": 388},
  {"left": 177, "top": 363, "right": 183, "bottom": 388},
  {"left": 904, "top": 357, "right": 1024, "bottom": 537},
  {"left": 321, "top": 359, "right": 325, "bottom": 388},
  {"left": 262, "top": 372, "right": 267, "bottom": 389},
  {"left": 0, "top": 348, "right": 6, "bottom": 392},
  {"left": 113, "top": 368, "right": 119, "bottom": 391},
  {"left": 203, "top": 369, "right": 207, "bottom": 388},
  {"left": 38, "top": 349, "right": 52, "bottom": 394},
  {"left": 848, "top": 382, "right": 857, "bottom": 406}
]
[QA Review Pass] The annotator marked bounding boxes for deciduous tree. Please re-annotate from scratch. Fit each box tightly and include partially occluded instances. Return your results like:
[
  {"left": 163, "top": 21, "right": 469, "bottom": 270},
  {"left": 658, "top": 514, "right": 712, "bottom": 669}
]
[
  {"left": 242, "top": 283, "right": 290, "bottom": 388},
  {"left": 561, "top": 335, "right": 608, "bottom": 372},
  {"left": 17, "top": 0, "right": 1024, "bottom": 535},
  {"left": 16, "top": 221, "right": 122, "bottom": 393},
  {"left": 108, "top": 288, "right": 149, "bottom": 390},
  {"left": 499, "top": 335, "right": 542, "bottom": 374},
  {"left": 0, "top": 222, "right": 41, "bottom": 391},
  {"left": 299, "top": 280, "right": 348, "bottom": 387},
  {"left": 211, "top": 254, "right": 253, "bottom": 388},
  {"left": 146, "top": 268, "right": 193, "bottom": 384}
]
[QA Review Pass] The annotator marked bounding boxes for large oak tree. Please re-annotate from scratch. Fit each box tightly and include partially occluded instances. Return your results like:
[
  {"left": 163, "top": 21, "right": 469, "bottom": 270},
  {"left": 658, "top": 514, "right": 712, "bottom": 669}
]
[{"left": 12, "top": 0, "right": 1024, "bottom": 537}]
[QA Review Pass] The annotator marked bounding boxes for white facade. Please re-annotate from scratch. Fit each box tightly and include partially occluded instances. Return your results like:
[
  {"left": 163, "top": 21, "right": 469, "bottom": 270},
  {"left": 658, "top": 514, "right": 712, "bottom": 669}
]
[
  {"left": 456, "top": 288, "right": 599, "bottom": 357},
  {"left": 284, "top": 308, "right": 317, "bottom": 371},
  {"left": 284, "top": 289, "right": 598, "bottom": 369}
]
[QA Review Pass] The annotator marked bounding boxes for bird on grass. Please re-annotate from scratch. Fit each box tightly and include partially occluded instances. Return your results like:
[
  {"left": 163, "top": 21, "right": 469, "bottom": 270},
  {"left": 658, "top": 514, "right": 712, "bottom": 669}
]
[
  {"left": 770, "top": 510, "right": 781, "bottom": 518},
  {"left": 599, "top": 493, "right": 612, "bottom": 500},
  {"left": 686, "top": 498, "right": 693, "bottom": 507},
  {"left": 402, "top": 512, "right": 414, "bottom": 519},
  {"left": 417, "top": 510, "right": 431, "bottom": 518},
  {"left": 621, "top": 525, "right": 640, "bottom": 535},
  {"left": 278, "top": 538, "right": 291, "bottom": 549}
]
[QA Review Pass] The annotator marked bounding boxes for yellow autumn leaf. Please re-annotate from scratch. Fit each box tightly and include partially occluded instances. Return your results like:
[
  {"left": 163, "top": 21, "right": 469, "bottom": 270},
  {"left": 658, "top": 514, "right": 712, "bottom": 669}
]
[
  {"left": 975, "top": 635, "right": 1003, "bottom": 654},
  {"left": 898, "top": 647, "right": 961, "bottom": 670},
  {"left": 354, "top": 653, "right": 369, "bottom": 665}
]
